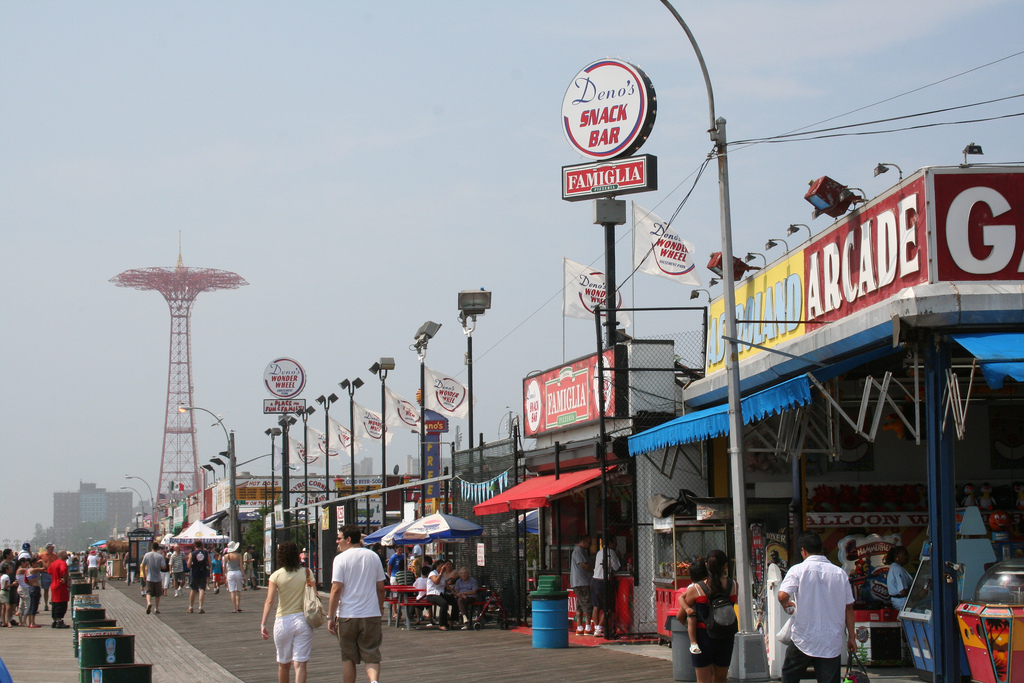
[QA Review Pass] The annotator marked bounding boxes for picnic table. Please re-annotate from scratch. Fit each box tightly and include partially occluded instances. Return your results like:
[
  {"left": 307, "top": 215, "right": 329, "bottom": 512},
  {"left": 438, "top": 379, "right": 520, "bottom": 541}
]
[{"left": 385, "top": 585, "right": 429, "bottom": 630}]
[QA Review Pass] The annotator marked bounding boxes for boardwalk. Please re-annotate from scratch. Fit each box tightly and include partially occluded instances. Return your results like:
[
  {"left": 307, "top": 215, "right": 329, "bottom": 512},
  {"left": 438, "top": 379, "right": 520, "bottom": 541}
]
[{"left": 0, "top": 579, "right": 926, "bottom": 683}]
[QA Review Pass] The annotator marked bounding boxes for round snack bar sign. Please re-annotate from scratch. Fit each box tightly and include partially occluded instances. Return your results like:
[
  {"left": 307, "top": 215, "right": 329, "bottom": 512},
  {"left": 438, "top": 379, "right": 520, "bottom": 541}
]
[
  {"left": 264, "top": 358, "right": 306, "bottom": 398},
  {"left": 562, "top": 58, "right": 656, "bottom": 160}
]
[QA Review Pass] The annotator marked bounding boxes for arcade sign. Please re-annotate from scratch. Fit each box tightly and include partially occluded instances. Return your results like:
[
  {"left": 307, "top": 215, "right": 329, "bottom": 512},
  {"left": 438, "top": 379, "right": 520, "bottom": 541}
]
[
  {"left": 561, "top": 58, "right": 656, "bottom": 160},
  {"left": 562, "top": 154, "right": 658, "bottom": 202}
]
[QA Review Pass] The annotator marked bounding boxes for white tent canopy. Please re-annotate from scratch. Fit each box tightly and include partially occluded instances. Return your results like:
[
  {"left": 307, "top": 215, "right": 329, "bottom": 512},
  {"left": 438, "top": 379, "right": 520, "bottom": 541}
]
[{"left": 168, "top": 520, "right": 230, "bottom": 546}]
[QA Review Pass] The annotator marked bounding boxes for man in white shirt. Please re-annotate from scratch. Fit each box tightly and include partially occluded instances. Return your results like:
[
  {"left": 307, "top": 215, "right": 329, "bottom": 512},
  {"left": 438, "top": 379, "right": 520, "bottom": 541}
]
[
  {"left": 328, "top": 525, "right": 386, "bottom": 683},
  {"left": 778, "top": 531, "right": 856, "bottom": 683}
]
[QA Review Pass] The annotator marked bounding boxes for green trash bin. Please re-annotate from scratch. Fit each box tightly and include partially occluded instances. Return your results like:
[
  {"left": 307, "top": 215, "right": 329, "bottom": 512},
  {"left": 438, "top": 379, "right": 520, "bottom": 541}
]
[
  {"left": 74, "top": 620, "right": 117, "bottom": 657},
  {"left": 70, "top": 580, "right": 92, "bottom": 597},
  {"left": 530, "top": 574, "right": 570, "bottom": 649},
  {"left": 79, "top": 663, "right": 152, "bottom": 682},
  {"left": 79, "top": 633, "right": 134, "bottom": 668}
]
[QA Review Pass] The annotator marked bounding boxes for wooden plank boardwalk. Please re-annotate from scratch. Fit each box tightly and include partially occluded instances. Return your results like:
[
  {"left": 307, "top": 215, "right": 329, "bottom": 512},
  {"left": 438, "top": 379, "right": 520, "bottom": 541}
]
[{"left": 1, "top": 579, "right": 926, "bottom": 683}]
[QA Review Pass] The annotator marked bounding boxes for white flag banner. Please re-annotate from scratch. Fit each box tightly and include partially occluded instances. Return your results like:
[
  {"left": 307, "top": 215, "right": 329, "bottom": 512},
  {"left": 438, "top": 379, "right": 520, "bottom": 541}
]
[
  {"left": 352, "top": 401, "right": 394, "bottom": 445},
  {"left": 632, "top": 203, "right": 701, "bottom": 285},
  {"left": 384, "top": 386, "right": 421, "bottom": 431},
  {"left": 562, "top": 258, "right": 631, "bottom": 326},
  {"left": 289, "top": 436, "right": 323, "bottom": 470},
  {"left": 328, "top": 416, "right": 361, "bottom": 456},
  {"left": 272, "top": 438, "right": 282, "bottom": 471},
  {"left": 309, "top": 425, "right": 340, "bottom": 459},
  {"left": 423, "top": 365, "right": 470, "bottom": 420}
]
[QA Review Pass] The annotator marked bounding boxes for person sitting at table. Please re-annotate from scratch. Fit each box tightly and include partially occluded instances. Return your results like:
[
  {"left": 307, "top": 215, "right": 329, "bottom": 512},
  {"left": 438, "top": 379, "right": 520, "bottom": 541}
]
[
  {"left": 425, "top": 559, "right": 457, "bottom": 630},
  {"left": 410, "top": 564, "right": 431, "bottom": 625},
  {"left": 452, "top": 566, "right": 479, "bottom": 628}
]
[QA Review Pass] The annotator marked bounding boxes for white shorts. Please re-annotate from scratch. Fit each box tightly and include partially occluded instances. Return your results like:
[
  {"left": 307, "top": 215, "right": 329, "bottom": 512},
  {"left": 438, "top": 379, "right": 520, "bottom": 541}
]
[
  {"left": 227, "top": 570, "right": 243, "bottom": 593},
  {"left": 274, "top": 612, "right": 313, "bottom": 663}
]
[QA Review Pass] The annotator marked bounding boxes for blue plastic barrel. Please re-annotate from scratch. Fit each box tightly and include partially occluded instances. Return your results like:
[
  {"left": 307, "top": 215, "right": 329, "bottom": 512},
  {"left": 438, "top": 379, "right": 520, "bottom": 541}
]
[{"left": 532, "top": 597, "right": 569, "bottom": 648}]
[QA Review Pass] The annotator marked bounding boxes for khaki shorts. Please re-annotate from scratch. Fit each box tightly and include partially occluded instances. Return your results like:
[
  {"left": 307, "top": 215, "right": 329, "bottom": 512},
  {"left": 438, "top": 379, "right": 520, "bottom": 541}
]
[{"left": 336, "top": 617, "right": 382, "bottom": 664}]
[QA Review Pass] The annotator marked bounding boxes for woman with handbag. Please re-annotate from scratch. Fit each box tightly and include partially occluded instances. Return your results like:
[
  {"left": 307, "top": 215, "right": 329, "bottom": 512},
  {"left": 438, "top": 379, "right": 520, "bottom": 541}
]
[{"left": 261, "top": 541, "right": 315, "bottom": 683}]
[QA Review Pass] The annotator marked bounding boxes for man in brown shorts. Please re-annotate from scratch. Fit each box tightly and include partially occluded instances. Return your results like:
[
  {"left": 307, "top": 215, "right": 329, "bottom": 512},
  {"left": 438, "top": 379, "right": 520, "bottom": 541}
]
[{"left": 327, "top": 525, "right": 386, "bottom": 683}]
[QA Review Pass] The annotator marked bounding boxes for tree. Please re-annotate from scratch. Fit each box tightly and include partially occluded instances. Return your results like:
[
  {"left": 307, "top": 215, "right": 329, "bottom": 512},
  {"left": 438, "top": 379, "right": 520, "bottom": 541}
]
[{"left": 30, "top": 523, "right": 55, "bottom": 548}]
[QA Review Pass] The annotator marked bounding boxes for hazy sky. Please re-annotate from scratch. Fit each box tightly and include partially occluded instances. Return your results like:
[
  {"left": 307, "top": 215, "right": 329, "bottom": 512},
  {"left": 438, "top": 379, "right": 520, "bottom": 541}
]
[{"left": 2, "top": 1, "right": 1022, "bottom": 543}]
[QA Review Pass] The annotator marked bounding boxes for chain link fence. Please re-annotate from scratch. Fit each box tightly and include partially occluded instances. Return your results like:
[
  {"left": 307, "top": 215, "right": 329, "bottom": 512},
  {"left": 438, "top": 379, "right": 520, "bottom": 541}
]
[{"left": 450, "top": 437, "right": 524, "bottom": 623}]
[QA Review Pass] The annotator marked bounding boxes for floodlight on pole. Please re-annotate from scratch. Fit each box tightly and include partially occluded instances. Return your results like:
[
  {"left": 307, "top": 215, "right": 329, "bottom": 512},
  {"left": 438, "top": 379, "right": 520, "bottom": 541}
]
[
  {"left": 412, "top": 320, "right": 440, "bottom": 516},
  {"left": 369, "top": 357, "right": 396, "bottom": 508},
  {"left": 458, "top": 289, "right": 491, "bottom": 450}
]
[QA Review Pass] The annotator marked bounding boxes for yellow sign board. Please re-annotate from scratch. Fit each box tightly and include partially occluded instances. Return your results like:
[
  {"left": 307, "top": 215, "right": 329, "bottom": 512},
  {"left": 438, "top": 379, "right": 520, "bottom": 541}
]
[{"left": 706, "top": 253, "right": 806, "bottom": 374}]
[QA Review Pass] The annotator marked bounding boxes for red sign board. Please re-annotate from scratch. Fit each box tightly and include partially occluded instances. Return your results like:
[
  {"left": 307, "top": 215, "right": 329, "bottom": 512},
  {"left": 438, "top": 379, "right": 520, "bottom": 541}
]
[
  {"left": 930, "top": 169, "right": 1024, "bottom": 281},
  {"left": 264, "top": 398, "right": 307, "bottom": 414},
  {"left": 562, "top": 154, "right": 657, "bottom": 202},
  {"left": 522, "top": 348, "right": 621, "bottom": 438},
  {"left": 803, "top": 175, "right": 929, "bottom": 323}
]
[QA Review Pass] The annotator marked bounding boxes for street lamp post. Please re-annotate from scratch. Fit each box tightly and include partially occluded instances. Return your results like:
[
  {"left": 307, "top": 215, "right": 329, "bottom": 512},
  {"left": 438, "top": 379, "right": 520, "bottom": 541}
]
[
  {"left": 278, "top": 414, "right": 297, "bottom": 542},
  {"left": 296, "top": 405, "right": 317, "bottom": 518},
  {"left": 412, "top": 320, "right": 441, "bottom": 516},
  {"left": 458, "top": 289, "right": 491, "bottom": 450},
  {"left": 179, "top": 405, "right": 240, "bottom": 543},
  {"left": 120, "top": 486, "right": 145, "bottom": 526},
  {"left": 315, "top": 394, "right": 339, "bottom": 499},
  {"left": 264, "top": 427, "right": 282, "bottom": 565},
  {"left": 339, "top": 378, "right": 364, "bottom": 517},
  {"left": 369, "top": 358, "right": 395, "bottom": 518},
  {"left": 124, "top": 475, "right": 154, "bottom": 529},
  {"left": 658, "top": 2, "right": 765, "bottom": 678}
]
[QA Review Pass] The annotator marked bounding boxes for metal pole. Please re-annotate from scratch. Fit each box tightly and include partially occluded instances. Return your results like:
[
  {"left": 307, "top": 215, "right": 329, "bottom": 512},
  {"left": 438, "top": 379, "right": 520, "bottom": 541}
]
[
  {"left": 270, "top": 431, "right": 276, "bottom": 570},
  {"left": 926, "top": 336, "right": 959, "bottom": 683},
  {"left": 380, "top": 369, "right": 388, "bottom": 521},
  {"left": 348, "top": 394, "right": 356, "bottom": 500},
  {"left": 467, "top": 332, "right": 474, "bottom": 450},
  {"left": 659, "top": 3, "right": 764, "bottom": 676},
  {"left": 594, "top": 305, "right": 611, "bottom": 639},
  {"left": 603, "top": 222, "right": 617, "bottom": 348},
  {"left": 419, "top": 355, "right": 427, "bottom": 517},
  {"left": 324, "top": 405, "right": 331, "bottom": 500},
  {"left": 281, "top": 419, "right": 292, "bottom": 542},
  {"left": 229, "top": 431, "right": 239, "bottom": 542},
  {"left": 302, "top": 414, "right": 309, "bottom": 522}
]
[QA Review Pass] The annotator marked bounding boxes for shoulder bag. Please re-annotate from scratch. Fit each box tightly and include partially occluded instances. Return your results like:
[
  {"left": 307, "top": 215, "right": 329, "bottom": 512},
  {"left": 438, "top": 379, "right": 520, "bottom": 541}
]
[{"left": 303, "top": 569, "right": 326, "bottom": 628}]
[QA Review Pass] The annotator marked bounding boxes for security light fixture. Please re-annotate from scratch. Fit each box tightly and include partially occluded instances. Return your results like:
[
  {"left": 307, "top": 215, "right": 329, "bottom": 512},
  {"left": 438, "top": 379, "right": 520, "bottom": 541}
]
[
  {"left": 201, "top": 464, "right": 215, "bottom": 472},
  {"left": 744, "top": 252, "right": 765, "bottom": 267},
  {"left": 804, "top": 176, "right": 864, "bottom": 219},
  {"left": 787, "top": 224, "right": 811, "bottom": 241},
  {"left": 873, "top": 162, "right": 903, "bottom": 180},
  {"left": 962, "top": 143, "right": 984, "bottom": 165},
  {"left": 457, "top": 289, "right": 492, "bottom": 319},
  {"left": 709, "top": 277, "right": 720, "bottom": 287},
  {"left": 765, "top": 238, "right": 789, "bottom": 252},
  {"left": 339, "top": 378, "right": 364, "bottom": 391},
  {"left": 413, "top": 321, "right": 441, "bottom": 345},
  {"left": 689, "top": 289, "right": 710, "bottom": 300},
  {"left": 370, "top": 358, "right": 396, "bottom": 375}
]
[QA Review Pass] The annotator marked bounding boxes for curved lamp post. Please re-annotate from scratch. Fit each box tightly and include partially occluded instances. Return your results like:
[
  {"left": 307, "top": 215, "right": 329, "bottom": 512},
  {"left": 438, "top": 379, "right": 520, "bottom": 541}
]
[
  {"left": 179, "top": 405, "right": 239, "bottom": 543},
  {"left": 659, "top": 2, "right": 763, "bottom": 675},
  {"left": 124, "top": 475, "right": 154, "bottom": 529},
  {"left": 120, "top": 486, "right": 146, "bottom": 527}
]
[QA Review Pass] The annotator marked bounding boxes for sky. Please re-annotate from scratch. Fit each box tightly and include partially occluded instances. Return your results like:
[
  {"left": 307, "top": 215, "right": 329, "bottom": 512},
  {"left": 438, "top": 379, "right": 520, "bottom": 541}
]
[{"left": 2, "top": 1, "right": 1022, "bottom": 543}]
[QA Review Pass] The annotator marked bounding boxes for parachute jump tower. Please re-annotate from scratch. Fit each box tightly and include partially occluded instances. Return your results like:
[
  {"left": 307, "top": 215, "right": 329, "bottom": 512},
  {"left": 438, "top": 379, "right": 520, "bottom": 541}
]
[{"left": 111, "top": 254, "right": 248, "bottom": 502}]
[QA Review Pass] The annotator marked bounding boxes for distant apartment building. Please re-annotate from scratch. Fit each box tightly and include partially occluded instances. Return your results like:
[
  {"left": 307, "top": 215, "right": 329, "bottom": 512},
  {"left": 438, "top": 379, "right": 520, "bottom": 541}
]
[{"left": 53, "top": 482, "right": 134, "bottom": 546}]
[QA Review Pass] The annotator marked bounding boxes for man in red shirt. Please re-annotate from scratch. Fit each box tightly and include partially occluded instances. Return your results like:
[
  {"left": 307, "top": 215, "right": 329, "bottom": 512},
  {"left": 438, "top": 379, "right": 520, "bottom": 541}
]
[{"left": 48, "top": 550, "right": 70, "bottom": 629}]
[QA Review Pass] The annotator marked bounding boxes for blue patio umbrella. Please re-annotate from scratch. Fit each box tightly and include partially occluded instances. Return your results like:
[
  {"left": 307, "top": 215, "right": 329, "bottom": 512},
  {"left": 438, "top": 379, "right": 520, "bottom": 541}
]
[
  {"left": 362, "top": 520, "right": 415, "bottom": 546},
  {"left": 392, "top": 512, "right": 483, "bottom": 544}
]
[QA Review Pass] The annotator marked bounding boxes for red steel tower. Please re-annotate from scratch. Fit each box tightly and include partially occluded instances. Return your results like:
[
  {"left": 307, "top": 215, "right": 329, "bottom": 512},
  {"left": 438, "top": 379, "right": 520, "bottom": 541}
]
[{"left": 111, "top": 254, "right": 248, "bottom": 502}]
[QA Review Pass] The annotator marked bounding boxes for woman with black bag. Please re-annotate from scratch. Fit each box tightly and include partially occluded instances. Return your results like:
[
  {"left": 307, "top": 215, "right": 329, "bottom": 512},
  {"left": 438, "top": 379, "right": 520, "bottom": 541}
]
[{"left": 680, "top": 549, "right": 737, "bottom": 683}]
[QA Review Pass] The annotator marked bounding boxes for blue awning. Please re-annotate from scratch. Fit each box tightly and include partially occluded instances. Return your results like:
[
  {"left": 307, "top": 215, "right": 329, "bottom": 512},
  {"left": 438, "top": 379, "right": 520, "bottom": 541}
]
[
  {"left": 629, "top": 375, "right": 812, "bottom": 456},
  {"left": 952, "top": 333, "right": 1024, "bottom": 389},
  {"left": 629, "top": 345, "right": 900, "bottom": 456}
]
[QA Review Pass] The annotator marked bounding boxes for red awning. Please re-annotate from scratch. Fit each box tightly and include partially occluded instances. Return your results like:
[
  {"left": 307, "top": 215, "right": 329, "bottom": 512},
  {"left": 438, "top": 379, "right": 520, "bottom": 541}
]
[{"left": 473, "top": 467, "right": 608, "bottom": 516}]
